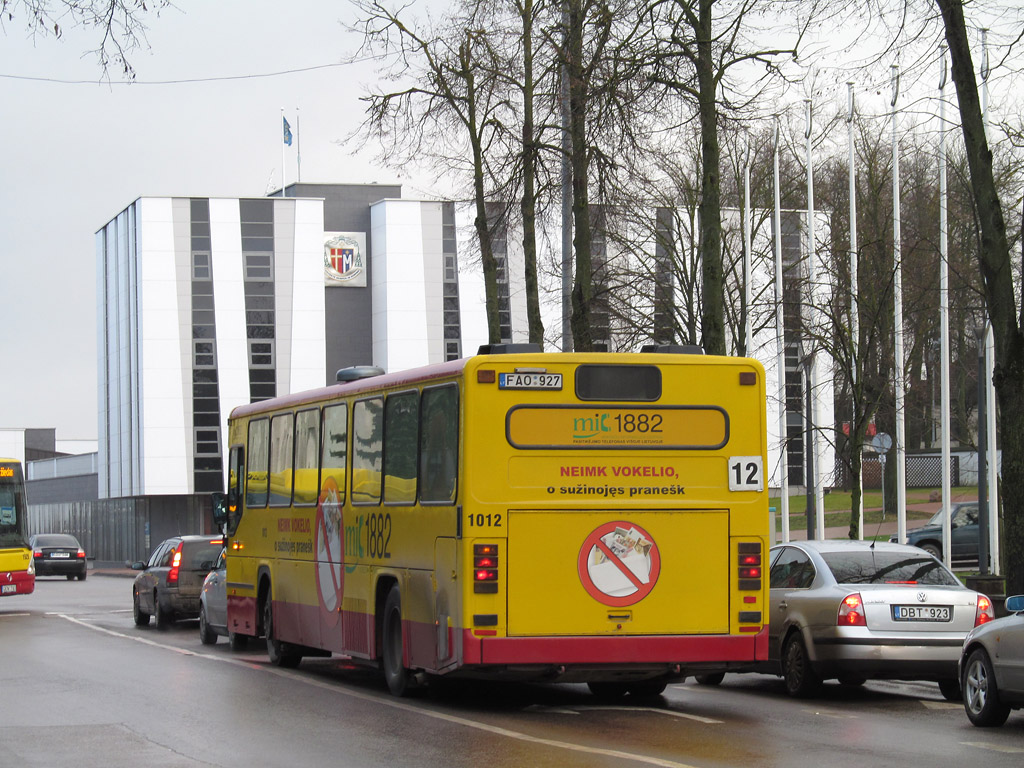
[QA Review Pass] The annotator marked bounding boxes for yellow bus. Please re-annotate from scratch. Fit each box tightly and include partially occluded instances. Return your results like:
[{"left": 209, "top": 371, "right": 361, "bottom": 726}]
[
  {"left": 1, "top": 458, "right": 35, "bottom": 597},
  {"left": 215, "top": 345, "right": 769, "bottom": 696}
]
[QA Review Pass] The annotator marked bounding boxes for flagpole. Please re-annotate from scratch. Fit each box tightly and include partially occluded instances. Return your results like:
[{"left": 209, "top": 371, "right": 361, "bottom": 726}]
[
  {"left": 296, "top": 107, "right": 302, "bottom": 184},
  {"left": 281, "top": 107, "right": 288, "bottom": 198}
]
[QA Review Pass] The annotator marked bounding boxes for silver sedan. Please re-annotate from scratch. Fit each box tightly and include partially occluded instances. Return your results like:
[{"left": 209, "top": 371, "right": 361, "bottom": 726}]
[
  {"left": 960, "top": 593, "right": 1024, "bottom": 726},
  {"left": 700, "top": 540, "right": 994, "bottom": 699}
]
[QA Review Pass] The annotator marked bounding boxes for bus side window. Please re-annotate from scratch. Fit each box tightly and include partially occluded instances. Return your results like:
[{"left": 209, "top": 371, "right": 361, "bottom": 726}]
[
  {"left": 384, "top": 392, "right": 419, "bottom": 504},
  {"left": 352, "top": 398, "right": 383, "bottom": 505},
  {"left": 321, "top": 404, "right": 347, "bottom": 503},
  {"left": 269, "top": 413, "right": 294, "bottom": 506},
  {"left": 246, "top": 419, "right": 270, "bottom": 508},
  {"left": 293, "top": 408, "right": 320, "bottom": 505},
  {"left": 226, "top": 445, "right": 244, "bottom": 535},
  {"left": 419, "top": 385, "right": 458, "bottom": 504}
]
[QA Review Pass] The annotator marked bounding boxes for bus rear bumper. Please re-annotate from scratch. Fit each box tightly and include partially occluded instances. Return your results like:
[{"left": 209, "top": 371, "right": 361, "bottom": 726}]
[
  {"left": 1, "top": 570, "right": 35, "bottom": 596},
  {"left": 460, "top": 627, "right": 768, "bottom": 669}
]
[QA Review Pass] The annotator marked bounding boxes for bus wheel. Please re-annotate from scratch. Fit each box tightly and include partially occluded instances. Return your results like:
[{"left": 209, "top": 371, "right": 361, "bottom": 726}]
[
  {"left": 628, "top": 678, "right": 668, "bottom": 698},
  {"left": 132, "top": 589, "right": 150, "bottom": 627},
  {"left": 587, "top": 682, "right": 629, "bottom": 700},
  {"left": 383, "top": 585, "right": 411, "bottom": 696},
  {"left": 264, "top": 589, "right": 301, "bottom": 669},
  {"left": 695, "top": 672, "right": 725, "bottom": 686}
]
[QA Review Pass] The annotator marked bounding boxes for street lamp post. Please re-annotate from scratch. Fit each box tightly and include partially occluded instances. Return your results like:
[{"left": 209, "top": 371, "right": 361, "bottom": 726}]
[{"left": 976, "top": 325, "right": 990, "bottom": 575}]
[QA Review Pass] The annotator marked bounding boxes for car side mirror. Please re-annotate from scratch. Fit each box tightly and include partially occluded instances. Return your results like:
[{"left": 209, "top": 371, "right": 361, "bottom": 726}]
[
  {"left": 128, "top": 560, "right": 146, "bottom": 570},
  {"left": 200, "top": 560, "right": 215, "bottom": 572},
  {"left": 1005, "top": 594, "right": 1024, "bottom": 613}
]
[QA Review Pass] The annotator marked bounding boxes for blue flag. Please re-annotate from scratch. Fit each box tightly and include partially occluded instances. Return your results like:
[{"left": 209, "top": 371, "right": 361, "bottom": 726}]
[{"left": 283, "top": 116, "right": 293, "bottom": 146}]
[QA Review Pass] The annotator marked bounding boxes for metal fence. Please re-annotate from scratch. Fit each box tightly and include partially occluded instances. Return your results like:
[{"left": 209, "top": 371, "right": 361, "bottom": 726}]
[{"left": 27, "top": 495, "right": 215, "bottom": 566}]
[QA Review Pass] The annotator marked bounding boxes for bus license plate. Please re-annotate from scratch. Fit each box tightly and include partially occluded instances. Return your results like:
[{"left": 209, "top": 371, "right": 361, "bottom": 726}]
[
  {"left": 892, "top": 605, "right": 951, "bottom": 622},
  {"left": 499, "top": 372, "right": 562, "bottom": 390},
  {"left": 2, "top": 584, "right": 16, "bottom": 594}
]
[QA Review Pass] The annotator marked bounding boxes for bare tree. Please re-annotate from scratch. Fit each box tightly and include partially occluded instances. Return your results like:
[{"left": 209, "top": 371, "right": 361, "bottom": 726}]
[{"left": 0, "top": 0, "right": 169, "bottom": 77}]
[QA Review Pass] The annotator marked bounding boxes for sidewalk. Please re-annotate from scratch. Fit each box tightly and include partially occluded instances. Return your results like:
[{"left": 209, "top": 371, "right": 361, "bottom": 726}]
[{"left": 777, "top": 494, "right": 971, "bottom": 542}]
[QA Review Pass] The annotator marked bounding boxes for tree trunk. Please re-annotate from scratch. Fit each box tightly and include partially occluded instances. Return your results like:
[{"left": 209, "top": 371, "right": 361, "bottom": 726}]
[
  {"left": 937, "top": 0, "right": 1023, "bottom": 593},
  {"left": 696, "top": 0, "right": 726, "bottom": 355},
  {"left": 567, "top": 0, "right": 594, "bottom": 351},
  {"left": 520, "top": 0, "right": 545, "bottom": 346}
]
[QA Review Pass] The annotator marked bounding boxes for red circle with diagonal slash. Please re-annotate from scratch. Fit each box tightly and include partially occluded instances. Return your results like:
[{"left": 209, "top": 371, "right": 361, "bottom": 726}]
[
  {"left": 314, "top": 477, "right": 344, "bottom": 626},
  {"left": 577, "top": 521, "right": 661, "bottom": 607}
]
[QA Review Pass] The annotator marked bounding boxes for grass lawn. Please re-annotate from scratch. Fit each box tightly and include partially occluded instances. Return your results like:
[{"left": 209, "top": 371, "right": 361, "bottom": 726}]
[{"left": 767, "top": 486, "right": 978, "bottom": 532}]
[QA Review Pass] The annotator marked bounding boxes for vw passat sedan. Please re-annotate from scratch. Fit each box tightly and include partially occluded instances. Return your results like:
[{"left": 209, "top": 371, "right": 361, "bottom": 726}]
[
  {"left": 699, "top": 540, "right": 994, "bottom": 698},
  {"left": 960, "top": 594, "right": 1024, "bottom": 727},
  {"left": 130, "top": 536, "right": 223, "bottom": 629},
  {"left": 29, "top": 533, "right": 87, "bottom": 580}
]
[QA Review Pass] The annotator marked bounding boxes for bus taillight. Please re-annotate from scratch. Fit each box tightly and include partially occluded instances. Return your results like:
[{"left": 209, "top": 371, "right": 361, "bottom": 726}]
[
  {"left": 474, "top": 544, "right": 499, "bottom": 593},
  {"left": 737, "top": 542, "right": 762, "bottom": 591}
]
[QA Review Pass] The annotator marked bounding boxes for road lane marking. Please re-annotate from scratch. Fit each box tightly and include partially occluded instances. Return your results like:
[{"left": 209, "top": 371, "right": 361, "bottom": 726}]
[
  {"left": 961, "top": 741, "right": 1024, "bottom": 754},
  {"left": 0, "top": 613, "right": 30, "bottom": 618},
  {"left": 801, "top": 708, "right": 859, "bottom": 720},
  {"left": 921, "top": 701, "right": 961, "bottom": 710},
  {"left": 57, "top": 614, "right": 705, "bottom": 768},
  {"left": 527, "top": 704, "right": 722, "bottom": 724}
]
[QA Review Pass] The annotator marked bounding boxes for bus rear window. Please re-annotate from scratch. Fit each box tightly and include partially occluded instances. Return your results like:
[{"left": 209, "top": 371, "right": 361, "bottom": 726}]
[{"left": 576, "top": 365, "right": 661, "bottom": 402}]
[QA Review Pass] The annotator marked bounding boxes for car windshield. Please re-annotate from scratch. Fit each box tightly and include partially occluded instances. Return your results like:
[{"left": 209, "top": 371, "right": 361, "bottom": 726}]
[
  {"left": 34, "top": 534, "right": 80, "bottom": 548},
  {"left": 821, "top": 550, "right": 959, "bottom": 586}
]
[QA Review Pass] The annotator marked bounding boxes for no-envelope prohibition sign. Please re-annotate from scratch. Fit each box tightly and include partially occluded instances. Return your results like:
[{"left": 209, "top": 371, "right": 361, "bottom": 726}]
[{"left": 577, "top": 521, "right": 661, "bottom": 607}]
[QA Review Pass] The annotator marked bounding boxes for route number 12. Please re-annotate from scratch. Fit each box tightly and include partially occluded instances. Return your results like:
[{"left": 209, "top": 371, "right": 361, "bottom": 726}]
[{"left": 728, "top": 456, "right": 764, "bottom": 492}]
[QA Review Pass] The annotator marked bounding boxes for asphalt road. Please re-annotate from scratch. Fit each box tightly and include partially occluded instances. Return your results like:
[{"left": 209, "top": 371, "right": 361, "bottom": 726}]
[{"left": 2, "top": 574, "right": 1022, "bottom": 768}]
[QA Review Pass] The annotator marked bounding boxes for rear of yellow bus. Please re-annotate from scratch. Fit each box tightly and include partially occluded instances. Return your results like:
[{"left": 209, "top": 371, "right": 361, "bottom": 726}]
[
  {"left": 456, "top": 350, "right": 768, "bottom": 688},
  {"left": 1, "top": 459, "right": 35, "bottom": 597}
]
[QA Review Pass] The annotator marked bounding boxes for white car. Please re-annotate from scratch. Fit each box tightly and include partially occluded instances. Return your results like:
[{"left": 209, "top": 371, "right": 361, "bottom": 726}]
[{"left": 960, "top": 594, "right": 1024, "bottom": 726}]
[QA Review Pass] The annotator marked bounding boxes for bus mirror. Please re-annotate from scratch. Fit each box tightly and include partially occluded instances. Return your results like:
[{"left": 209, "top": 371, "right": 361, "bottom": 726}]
[{"left": 211, "top": 493, "right": 228, "bottom": 526}]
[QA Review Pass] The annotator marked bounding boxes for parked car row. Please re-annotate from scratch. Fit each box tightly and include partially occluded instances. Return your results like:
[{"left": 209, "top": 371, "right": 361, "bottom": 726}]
[
  {"left": 126, "top": 535, "right": 1023, "bottom": 728},
  {"left": 693, "top": 539, "right": 1023, "bottom": 727}
]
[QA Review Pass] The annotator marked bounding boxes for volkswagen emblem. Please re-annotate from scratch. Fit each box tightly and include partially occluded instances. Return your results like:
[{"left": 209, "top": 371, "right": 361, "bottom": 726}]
[{"left": 917, "top": 592, "right": 928, "bottom": 603}]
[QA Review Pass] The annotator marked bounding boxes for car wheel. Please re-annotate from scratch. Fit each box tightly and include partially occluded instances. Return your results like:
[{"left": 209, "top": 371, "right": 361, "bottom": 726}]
[
  {"left": 382, "top": 585, "right": 410, "bottom": 696},
  {"left": 132, "top": 589, "right": 150, "bottom": 627},
  {"left": 782, "top": 632, "right": 821, "bottom": 698},
  {"left": 587, "top": 681, "right": 630, "bottom": 700},
  {"left": 264, "top": 588, "right": 301, "bottom": 669},
  {"left": 199, "top": 603, "right": 217, "bottom": 645},
  {"left": 155, "top": 594, "right": 173, "bottom": 630},
  {"left": 228, "top": 632, "right": 249, "bottom": 651},
  {"left": 66, "top": 574, "right": 74, "bottom": 581},
  {"left": 921, "top": 542, "right": 942, "bottom": 560},
  {"left": 938, "top": 677, "right": 961, "bottom": 702},
  {"left": 963, "top": 647, "right": 1011, "bottom": 727},
  {"left": 695, "top": 672, "right": 726, "bottom": 686},
  {"left": 78, "top": 571, "right": 87, "bottom": 581}
]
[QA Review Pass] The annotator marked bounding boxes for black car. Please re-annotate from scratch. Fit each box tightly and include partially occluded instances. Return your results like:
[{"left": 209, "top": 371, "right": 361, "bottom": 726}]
[
  {"left": 30, "top": 533, "right": 87, "bottom": 580},
  {"left": 893, "top": 502, "right": 980, "bottom": 566},
  {"left": 130, "top": 535, "right": 223, "bottom": 629}
]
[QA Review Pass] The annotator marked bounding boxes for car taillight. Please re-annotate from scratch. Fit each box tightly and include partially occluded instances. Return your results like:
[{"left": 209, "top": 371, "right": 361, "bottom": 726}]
[
  {"left": 837, "top": 593, "right": 867, "bottom": 626},
  {"left": 167, "top": 543, "right": 183, "bottom": 585},
  {"left": 975, "top": 594, "right": 994, "bottom": 626},
  {"left": 473, "top": 544, "right": 498, "bottom": 594},
  {"left": 33, "top": 550, "right": 41, "bottom": 558},
  {"left": 76, "top": 548, "right": 86, "bottom": 559}
]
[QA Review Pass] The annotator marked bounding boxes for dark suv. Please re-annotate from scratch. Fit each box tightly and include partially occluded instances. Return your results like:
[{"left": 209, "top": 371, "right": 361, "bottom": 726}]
[{"left": 130, "top": 536, "right": 223, "bottom": 629}]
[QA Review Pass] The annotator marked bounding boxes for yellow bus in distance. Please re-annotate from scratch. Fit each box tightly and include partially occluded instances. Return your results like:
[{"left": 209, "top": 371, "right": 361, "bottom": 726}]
[
  {"left": 1, "top": 458, "right": 35, "bottom": 597},
  {"left": 215, "top": 345, "right": 769, "bottom": 696}
]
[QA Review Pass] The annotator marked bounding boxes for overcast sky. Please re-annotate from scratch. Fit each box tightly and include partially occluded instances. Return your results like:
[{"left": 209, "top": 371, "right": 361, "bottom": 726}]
[{"left": 0, "top": 1, "right": 463, "bottom": 441}]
